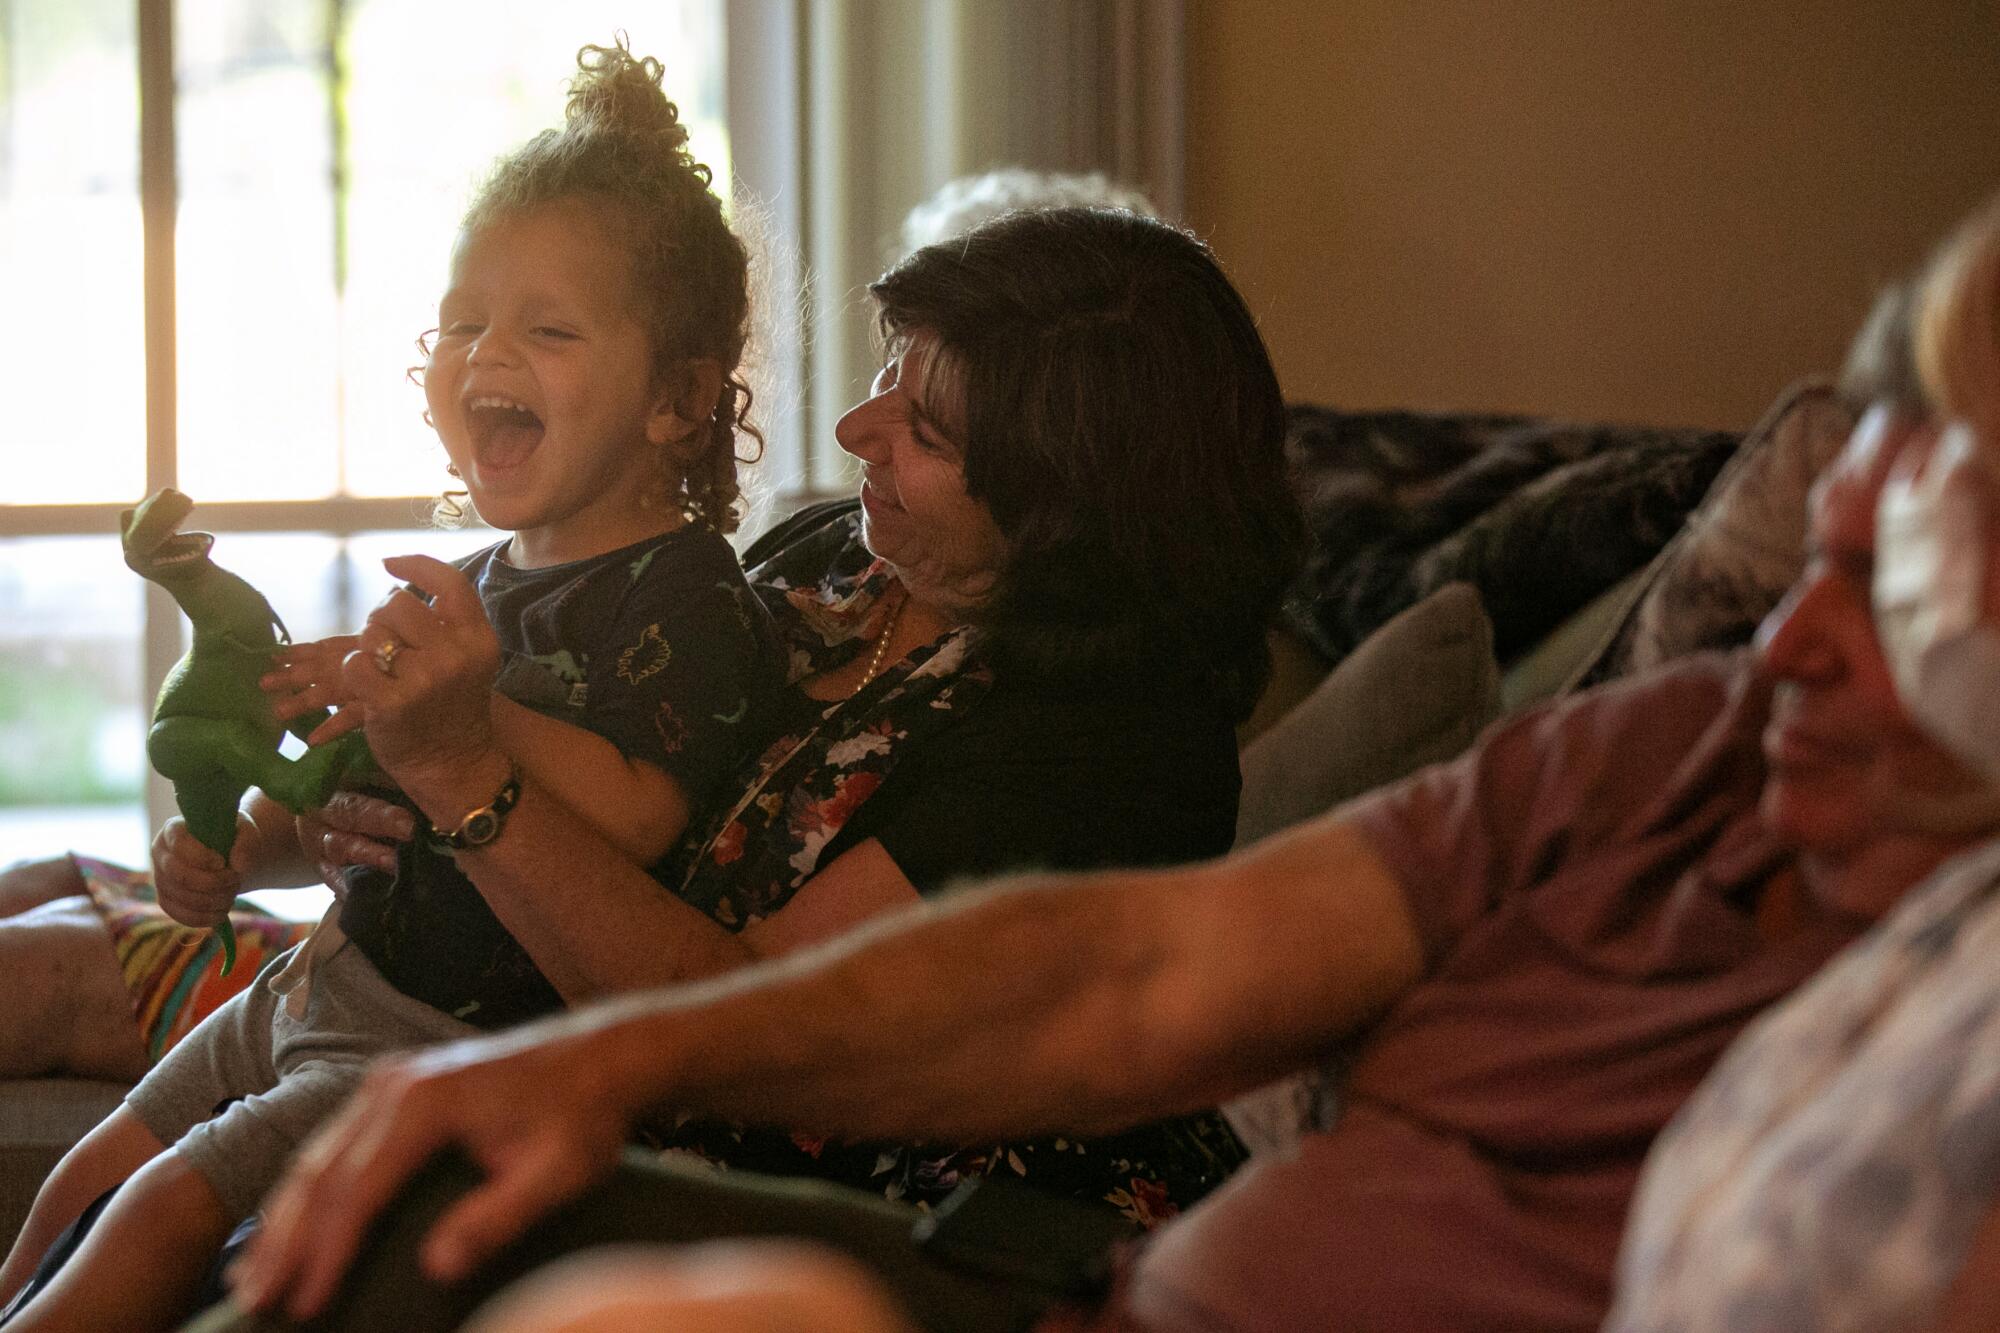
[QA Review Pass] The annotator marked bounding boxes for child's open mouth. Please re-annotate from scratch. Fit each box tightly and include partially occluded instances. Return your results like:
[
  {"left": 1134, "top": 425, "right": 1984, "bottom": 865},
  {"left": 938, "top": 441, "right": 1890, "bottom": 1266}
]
[{"left": 466, "top": 395, "right": 545, "bottom": 468}]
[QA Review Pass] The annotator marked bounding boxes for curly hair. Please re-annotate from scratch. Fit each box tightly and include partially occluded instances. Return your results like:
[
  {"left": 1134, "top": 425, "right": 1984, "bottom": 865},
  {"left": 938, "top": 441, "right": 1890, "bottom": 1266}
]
[
  {"left": 443, "top": 37, "right": 758, "bottom": 532},
  {"left": 870, "top": 208, "right": 1305, "bottom": 721}
]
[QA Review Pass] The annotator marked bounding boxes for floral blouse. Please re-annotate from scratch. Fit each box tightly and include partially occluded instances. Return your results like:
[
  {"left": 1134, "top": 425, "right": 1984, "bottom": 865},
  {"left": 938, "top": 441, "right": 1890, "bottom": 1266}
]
[
  {"left": 1609, "top": 837, "right": 2000, "bottom": 1333},
  {"left": 651, "top": 506, "right": 1247, "bottom": 1227}
]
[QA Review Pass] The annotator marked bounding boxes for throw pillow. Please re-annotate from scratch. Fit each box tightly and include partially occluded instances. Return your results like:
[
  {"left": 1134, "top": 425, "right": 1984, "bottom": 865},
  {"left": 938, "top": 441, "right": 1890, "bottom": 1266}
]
[
  {"left": 1235, "top": 581, "right": 1501, "bottom": 849},
  {"left": 1572, "top": 379, "right": 1857, "bottom": 688},
  {"left": 1499, "top": 566, "right": 1655, "bottom": 713}
]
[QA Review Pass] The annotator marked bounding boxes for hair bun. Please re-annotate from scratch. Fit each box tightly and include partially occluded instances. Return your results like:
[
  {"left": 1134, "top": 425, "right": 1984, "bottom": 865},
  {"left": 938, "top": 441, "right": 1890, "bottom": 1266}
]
[
  {"left": 458, "top": 34, "right": 752, "bottom": 531},
  {"left": 566, "top": 37, "right": 690, "bottom": 153}
]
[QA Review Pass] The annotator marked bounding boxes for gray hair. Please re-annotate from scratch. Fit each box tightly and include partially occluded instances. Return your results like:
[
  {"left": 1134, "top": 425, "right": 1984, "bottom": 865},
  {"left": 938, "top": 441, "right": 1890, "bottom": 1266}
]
[{"left": 897, "top": 168, "right": 1160, "bottom": 258}]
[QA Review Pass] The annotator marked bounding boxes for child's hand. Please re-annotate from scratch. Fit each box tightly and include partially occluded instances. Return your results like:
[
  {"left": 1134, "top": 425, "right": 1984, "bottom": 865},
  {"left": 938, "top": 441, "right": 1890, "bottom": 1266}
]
[
  {"left": 335, "top": 556, "right": 504, "bottom": 788},
  {"left": 152, "top": 814, "right": 249, "bottom": 928},
  {"left": 264, "top": 635, "right": 363, "bottom": 743}
]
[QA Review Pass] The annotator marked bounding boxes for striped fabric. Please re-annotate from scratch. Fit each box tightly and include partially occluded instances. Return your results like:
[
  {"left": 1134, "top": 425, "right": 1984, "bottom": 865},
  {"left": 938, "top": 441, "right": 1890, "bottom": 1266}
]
[{"left": 74, "top": 854, "right": 314, "bottom": 1064}]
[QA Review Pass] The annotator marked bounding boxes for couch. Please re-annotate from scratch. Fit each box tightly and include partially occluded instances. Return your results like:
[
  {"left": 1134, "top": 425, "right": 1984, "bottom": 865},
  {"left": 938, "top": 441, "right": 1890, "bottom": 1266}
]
[{"left": 0, "top": 378, "right": 1855, "bottom": 1249}]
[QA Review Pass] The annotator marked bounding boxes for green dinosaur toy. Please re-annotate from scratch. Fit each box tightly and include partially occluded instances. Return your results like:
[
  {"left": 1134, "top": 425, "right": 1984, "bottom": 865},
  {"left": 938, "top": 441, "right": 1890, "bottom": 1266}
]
[{"left": 121, "top": 488, "right": 372, "bottom": 973}]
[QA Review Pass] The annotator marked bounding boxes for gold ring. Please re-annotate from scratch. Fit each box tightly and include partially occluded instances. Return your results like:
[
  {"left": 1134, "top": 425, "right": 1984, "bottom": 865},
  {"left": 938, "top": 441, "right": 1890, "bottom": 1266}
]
[{"left": 372, "top": 638, "right": 404, "bottom": 676}]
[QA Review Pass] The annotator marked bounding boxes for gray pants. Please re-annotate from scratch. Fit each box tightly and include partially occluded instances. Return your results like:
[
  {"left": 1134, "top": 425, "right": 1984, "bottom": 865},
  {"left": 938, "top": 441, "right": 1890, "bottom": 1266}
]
[{"left": 127, "top": 938, "right": 476, "bottom": 1219}]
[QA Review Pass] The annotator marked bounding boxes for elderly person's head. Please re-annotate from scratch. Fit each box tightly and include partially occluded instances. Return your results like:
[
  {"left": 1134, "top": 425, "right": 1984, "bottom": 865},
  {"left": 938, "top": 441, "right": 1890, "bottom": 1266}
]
[
  {"left": 1754, "top": 266, "right": 2000, "bottom": 918},
  {"left": 837, "top": 207, "right": 1304, "bottom": 720},
  {"left": 1870, "top": 191, "right": 2000, "bottom": 784}
]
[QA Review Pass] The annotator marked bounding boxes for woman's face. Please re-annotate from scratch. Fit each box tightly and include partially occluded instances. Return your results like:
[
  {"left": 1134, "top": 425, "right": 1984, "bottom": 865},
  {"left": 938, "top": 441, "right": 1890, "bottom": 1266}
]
[{"left": 836, "top": 340, "right": 1007, "bottom": 610}]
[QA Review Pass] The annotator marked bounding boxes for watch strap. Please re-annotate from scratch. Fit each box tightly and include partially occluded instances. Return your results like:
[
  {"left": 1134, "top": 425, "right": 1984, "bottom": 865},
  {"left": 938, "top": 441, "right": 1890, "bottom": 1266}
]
[{"left": 433, "top": 769, "right": 521, "bottom": 850}]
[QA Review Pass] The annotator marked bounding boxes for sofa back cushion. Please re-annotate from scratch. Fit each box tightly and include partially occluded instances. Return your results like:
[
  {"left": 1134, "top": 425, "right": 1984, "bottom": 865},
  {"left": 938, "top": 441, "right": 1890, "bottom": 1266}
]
[
  {"left": 1281, "top": 405, "right": 1738, "bottom": 668},
  {"left": 1237, "top": 581, "right": 1500, "bottom": 848}
]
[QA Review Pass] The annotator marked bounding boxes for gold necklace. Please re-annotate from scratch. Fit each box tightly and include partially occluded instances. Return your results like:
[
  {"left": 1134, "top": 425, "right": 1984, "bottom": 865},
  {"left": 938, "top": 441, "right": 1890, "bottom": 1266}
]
[{"left": 851, "top": 587, "right": 909, "bottom": 696}]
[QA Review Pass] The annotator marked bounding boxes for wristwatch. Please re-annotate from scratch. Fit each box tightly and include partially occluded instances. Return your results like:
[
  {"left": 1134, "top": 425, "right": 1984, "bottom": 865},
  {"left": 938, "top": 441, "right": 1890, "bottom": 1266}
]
[{"left": 432, "top": 768, "right": 521, "bottom": 850}]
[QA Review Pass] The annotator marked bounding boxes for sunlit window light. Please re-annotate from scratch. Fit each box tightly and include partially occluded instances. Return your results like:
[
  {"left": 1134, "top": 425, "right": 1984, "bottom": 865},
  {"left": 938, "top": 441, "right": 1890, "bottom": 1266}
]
[{"left": 0, "top": 0, "right": 728, "bottom": 870}]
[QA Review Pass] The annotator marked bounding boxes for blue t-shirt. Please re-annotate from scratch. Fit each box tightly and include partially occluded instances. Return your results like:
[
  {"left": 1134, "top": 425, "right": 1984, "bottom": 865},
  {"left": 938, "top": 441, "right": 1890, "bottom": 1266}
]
[{"left": 339, "top": 524, "right": 785, "bottom": 1029}]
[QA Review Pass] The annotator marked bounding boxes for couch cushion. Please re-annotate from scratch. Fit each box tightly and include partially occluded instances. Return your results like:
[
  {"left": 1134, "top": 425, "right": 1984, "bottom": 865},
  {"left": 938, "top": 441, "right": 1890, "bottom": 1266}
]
[
  {"left": 1237, "top": 581, "right": 1500, "bottom": 848},
  {"left": 0, "top": 1078, "right": 129, "bottom": 1248}
]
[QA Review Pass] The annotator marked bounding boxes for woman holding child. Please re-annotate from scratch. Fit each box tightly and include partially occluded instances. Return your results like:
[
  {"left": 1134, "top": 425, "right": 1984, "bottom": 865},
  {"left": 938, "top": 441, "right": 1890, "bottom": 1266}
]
[
  {"left": 0, "top": 35, "right": 1301, "bottom": 1333},
  {"left": 303, "top": 200, "right": 1293, "bottom": 1217}
]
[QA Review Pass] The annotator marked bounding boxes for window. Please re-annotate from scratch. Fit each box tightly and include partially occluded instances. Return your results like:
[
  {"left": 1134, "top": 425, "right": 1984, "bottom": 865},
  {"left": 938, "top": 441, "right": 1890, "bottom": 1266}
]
[{"left": 0, "top": 0, "right": 732, "bottom": 866}]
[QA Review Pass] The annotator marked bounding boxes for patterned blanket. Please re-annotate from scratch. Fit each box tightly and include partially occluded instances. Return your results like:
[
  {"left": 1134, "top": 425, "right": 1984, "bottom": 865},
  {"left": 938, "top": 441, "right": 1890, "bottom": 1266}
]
[{"left": 75, "top": 854, "right": 314, "bottom": 1063}]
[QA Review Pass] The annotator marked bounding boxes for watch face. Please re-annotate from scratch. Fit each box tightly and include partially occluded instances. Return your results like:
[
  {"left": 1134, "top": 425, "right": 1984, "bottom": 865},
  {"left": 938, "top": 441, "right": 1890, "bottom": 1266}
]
[{"left": 462, "top": 811, "right": 500, "bottom": 846}]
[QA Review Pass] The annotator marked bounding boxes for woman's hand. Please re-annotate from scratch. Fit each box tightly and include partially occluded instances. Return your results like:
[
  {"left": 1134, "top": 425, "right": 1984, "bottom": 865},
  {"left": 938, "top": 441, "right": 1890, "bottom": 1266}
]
[
  {"left": 294, "top": 791, "right": 417, "bottom": 896},
  {"left": 230, "top": 1023, "right": 636, "bottom": 1321},
  {"left": 330, "top": 555, "right": 505, "bottom": 790},
  {"left": 151, "top": 814, "right": 250, "bottom": 927}
]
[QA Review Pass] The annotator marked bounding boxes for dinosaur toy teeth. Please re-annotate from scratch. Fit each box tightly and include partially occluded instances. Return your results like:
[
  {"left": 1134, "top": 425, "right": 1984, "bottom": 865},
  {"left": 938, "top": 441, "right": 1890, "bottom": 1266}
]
[
  {"left": 149, "top": 532, "right": 217, "bottom": 569},
  {"left": 120, "top": 488, "right": 215, "bottom": 575}
]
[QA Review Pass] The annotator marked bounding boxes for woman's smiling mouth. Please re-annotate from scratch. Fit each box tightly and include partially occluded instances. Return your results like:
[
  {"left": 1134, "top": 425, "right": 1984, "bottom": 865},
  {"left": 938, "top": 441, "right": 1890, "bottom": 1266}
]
[{"left": 860, "top": 474, "right": 903, "bottom": 515}]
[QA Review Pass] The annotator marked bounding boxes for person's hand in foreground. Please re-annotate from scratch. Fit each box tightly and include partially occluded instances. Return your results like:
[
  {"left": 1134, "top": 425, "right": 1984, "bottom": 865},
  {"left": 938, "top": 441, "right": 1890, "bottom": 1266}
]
[
  {"left": 462, "top": 1240, "right": 919, "bottom": 1333},
  {"left": 230, "top": 1017, "right": 637, "bottom": 1322}
]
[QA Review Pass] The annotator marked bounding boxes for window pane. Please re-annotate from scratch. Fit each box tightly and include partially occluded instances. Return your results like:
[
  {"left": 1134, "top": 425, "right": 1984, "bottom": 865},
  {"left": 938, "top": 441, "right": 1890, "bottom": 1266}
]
[
  {"left": 174, "top": 0, "right": 340, "bottom": 501},
  {"left": 0, "top": 0, "right": 145, "bottom": 505},
  {"left": 340, "top": 0, "right": 729, "bottom": 499},
  {"left": 156, "top": 527, "right": 494, "bottom": 652},
  {"left": 0, "top": 536, "right": 148, "bottom": 865},
  {"left": 345, "top": 528, "right": 498, "bottom": 603},
  {"left": 0, "top": 3, "right": 731, "bottom": 866},
  {"left": 0, "top": 526, "right": 496, "bottom": 869}
]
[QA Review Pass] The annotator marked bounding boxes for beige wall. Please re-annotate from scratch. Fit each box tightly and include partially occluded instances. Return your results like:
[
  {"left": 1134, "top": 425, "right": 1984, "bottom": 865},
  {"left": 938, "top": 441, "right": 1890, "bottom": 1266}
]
[{"left": 1186, "top": 1, "right": 2000, "bottom": 429}]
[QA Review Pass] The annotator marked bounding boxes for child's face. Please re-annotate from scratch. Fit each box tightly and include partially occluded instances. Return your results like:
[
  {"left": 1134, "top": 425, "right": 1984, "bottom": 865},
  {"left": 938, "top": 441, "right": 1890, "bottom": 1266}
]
[{"left": 427, "top": 200, "right": 687, "bottom": 567}]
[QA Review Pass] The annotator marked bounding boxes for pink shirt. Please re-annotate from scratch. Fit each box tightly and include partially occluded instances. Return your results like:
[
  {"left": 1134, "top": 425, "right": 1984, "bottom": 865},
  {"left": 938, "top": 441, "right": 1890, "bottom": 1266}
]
[{"left": 1123, "top": 654, "right": 1861, "bottom": 1333}]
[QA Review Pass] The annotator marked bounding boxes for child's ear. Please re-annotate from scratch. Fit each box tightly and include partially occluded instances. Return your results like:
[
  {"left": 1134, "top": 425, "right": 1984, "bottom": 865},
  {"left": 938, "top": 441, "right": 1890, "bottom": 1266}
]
[{"left": 646, "top": 360, "right": 726, "bottom": 452}]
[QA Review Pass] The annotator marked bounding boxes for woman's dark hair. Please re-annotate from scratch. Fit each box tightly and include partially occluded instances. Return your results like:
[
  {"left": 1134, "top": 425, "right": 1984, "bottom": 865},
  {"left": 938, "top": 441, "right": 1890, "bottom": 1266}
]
[
  {"left": 871, "top": 207, "right": 1305, "bottom": 720},
  {"left": 457, "top": 38, "right": 757, "bottom": 532}
]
